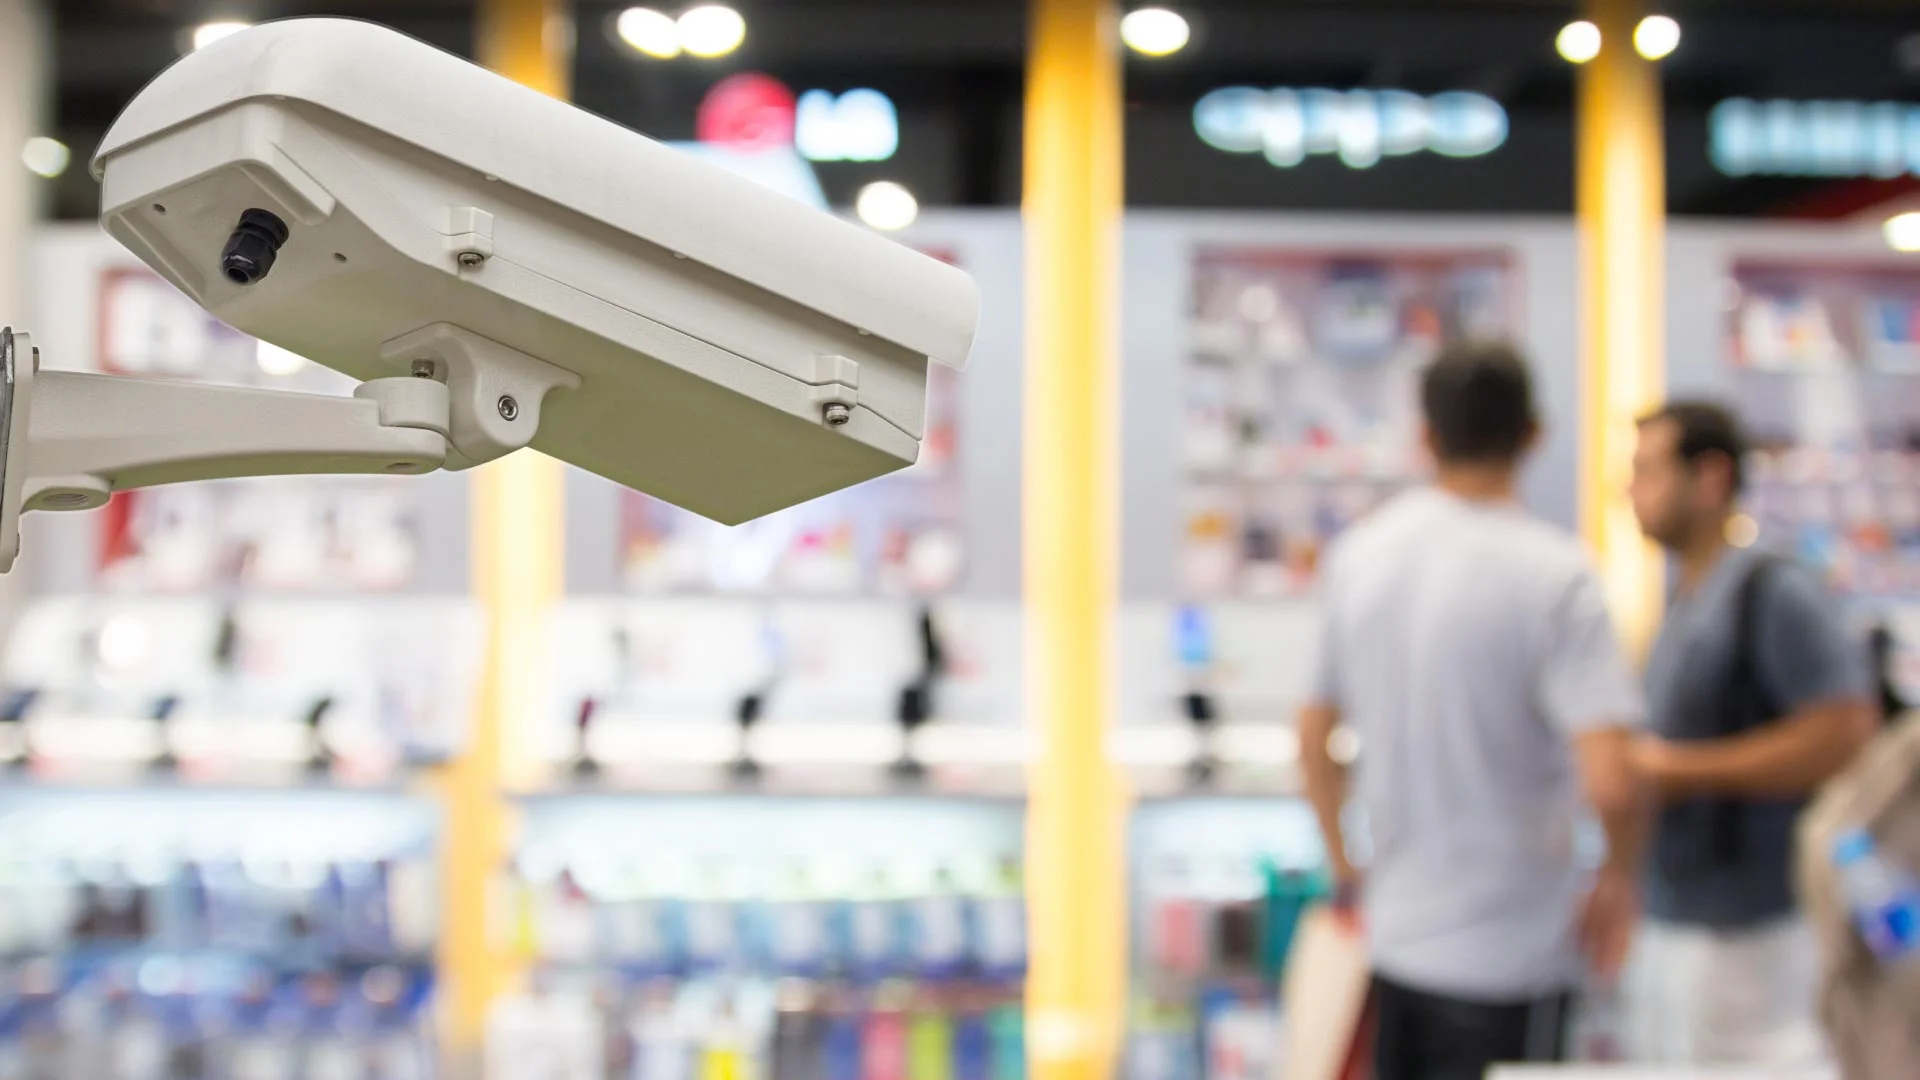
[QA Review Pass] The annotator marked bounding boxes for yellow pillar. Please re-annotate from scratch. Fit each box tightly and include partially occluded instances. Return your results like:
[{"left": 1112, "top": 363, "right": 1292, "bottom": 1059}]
[
  {"left": 1578, "top": 0, "right": 1666, "bottom": 657},
  {"left": 439, "top": 0, "right": 570, "bottom": 1060},
  {"left": 1022, "top": 2, "right": 1126, "bottom": 1080}
]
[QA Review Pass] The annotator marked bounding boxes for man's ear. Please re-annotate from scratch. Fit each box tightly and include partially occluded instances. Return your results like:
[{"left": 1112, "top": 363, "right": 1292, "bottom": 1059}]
[
  {"left": 1523, "top": 418, "right": 1543, "bottom": 454},
  {"left": 1419, "top": 422, "right": 1439, "bottom": 458},
  {"left": 1706, "top": 451, "right": 1740, "bottom": 506}
]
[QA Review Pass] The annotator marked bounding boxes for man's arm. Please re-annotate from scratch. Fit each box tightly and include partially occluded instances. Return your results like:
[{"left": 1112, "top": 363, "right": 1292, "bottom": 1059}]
[
  {"left": 1300, "top": 701, "right": 1356, "bottom": 892},
  {"left": 1638, "top": 699, "right": 1876, "bottom": 800},
  {"left": 1541, "top": 566, "right": 1650, "bottom": 980},
  {"left": 1300, "top": 545, "right": 1354, "bottom": 899},
  {"left": 1638, "top": 566, "right": 1877, "bottom": 801},
  {"left": 1576, "top": 727, "right": 1652, "bottom": 876},
  {"left": 1572, "top": 724, "right": 1650, "bottom": 982}
]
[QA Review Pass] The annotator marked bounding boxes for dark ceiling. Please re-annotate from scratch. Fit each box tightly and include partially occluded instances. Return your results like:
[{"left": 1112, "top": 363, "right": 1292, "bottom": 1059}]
[{"left": 38, "top": 0, "right": 1920, "bottom": 217}]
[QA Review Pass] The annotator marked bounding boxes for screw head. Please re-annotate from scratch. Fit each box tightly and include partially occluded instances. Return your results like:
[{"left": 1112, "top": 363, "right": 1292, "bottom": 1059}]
[
  {"left": 457, "top": 250, "right": 486, "bottom": 268},
  {"left": 497, "top": 395, "right": 520, "bottom": 422},
  {"left": 823, "top": 403, "right": 852, "bottom": 428},
  {"left": 410, "top": 360, "right": 436, "bottom": 379}
]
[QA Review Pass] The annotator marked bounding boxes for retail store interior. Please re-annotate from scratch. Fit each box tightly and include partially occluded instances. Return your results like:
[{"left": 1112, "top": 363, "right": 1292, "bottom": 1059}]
[{"left": 1, "top": 0, "right": 1918, "bottom": 1077}]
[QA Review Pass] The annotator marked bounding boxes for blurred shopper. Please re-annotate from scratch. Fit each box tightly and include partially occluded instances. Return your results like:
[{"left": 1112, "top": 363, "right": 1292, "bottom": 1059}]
[
  {"left": 1625, "top": 400, "right": 1878, "bottom": 1065},
  {"left": 1300, "top": 341, "right": 1648, "bottom": 1080},
  {"left": 1798, "top": 713, "right": 1920, "bottom": 1080}
]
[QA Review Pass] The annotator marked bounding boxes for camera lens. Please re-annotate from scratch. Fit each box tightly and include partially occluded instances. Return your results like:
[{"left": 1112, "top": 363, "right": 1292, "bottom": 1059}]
[{"left": 220, "top": 209, "right": 291, "bottom": 286}]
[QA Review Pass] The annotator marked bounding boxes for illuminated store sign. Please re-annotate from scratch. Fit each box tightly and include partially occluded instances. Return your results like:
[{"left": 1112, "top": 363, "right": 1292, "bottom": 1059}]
[
  {"left": 796, "top": 89, "right": 899, "bottom": 162},
  {"left": 1710, "top": 98, "right": 1920, "bottom": 179},
  {"left": 697, "top": 73, "right": 898, "bottom": 163},
  {"left": 1193, "top": 87, "right": 1509, "bottom": 169}
]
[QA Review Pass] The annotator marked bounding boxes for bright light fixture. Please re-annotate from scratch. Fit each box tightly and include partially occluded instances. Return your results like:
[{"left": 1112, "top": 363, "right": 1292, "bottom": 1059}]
[
  {"left": 1886, "top": 211, "right": 1920, "bottom": 253},
  {"left": 255, "top": 340, "right": 308, "bottom": 377},
  {"left": 192, "top": 20, "right": 250, "bottom": 51},
  {"left": 1634, "top": 15, "right": 1681, "bottom": 60},
  {"left": 1556, "top": 20, "right": 1602, "bottom": 64},
  {"left": 97, "top": 613, "right": 153, "bottom": 672},
  {"left": 616, "top": 7, "right": 681, "bottom": 58},
  {"left": 855, "top": 181, "right": 919, "bottom": 231},
  {"left": 1121, "top": 7, "right": 1191, "bottom": 58},
  {"left": 677, "top": 5, "right": 746, "bottom": 58},
  {"left": 20, "top": 137, "right": 69, "bottom": 179},
  {"left": 1725, "top": 513, "right": 1760, "bottom": 549}
]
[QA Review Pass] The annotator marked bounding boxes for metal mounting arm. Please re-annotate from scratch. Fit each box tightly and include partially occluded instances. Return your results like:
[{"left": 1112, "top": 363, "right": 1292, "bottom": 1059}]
[
  {"left": 22, "top": 372, "right": 450, "bottom": 512},
  {"left": 0, "top": 326, "right": 456, "bottom": 572}
]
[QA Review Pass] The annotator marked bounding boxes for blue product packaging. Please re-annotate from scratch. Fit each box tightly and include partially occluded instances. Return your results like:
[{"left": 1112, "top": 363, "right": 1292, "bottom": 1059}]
[
  {"left": 847, "top": 879, "right": 903, "bottom": 982},
  {"left": 823, "top": 1011, "right": 863, "bottom": 1080},
  {"left": 907, "top": 870, "right": 967, "bottom": 981},
  {"left": 341, "top": 861, "right": 396, "bottom": 958},
  {"left": 952, "top": 1011, "right": 991, "bottom": 1080}
]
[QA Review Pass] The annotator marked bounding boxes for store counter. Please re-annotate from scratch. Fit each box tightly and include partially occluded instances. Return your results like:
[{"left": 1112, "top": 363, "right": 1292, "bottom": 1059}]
[{"left": 1489, "top": 1060, "right": 1835, "bottom": 1068}]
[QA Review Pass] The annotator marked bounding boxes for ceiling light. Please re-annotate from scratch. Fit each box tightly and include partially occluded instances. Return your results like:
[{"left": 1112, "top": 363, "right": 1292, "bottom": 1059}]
[
  {"left": 192, "top": 21, "right": 251, "bottom": 51},
  {"left": 855, "top": 181, "right": 919, "bottom": 231},
  {"left": 1634, "top": 15, "right": 1681, "bottom": 61},
  {"left": 616, "top": 7, "right": 680, "bottom": 58},
  {"left": 677, "top": 5, "right": 745, "bottom": 59},
  {"left": 1886, "top": 211, "right": 1920, "bottom": 253},
  {"left": 1556, "top": 20, "right": 1602, "bottom": 64},
  {"left": 1121, "top": 7, "right": 1191, "bottom": 58},
  {"left": 20, "top": 137, "right": 69, "bottom": 179}
]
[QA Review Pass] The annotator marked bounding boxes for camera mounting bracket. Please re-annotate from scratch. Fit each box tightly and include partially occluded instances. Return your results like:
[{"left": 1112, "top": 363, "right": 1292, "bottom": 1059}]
[{"left": 0, "top": 325, "right": 458, "bottom": 573}]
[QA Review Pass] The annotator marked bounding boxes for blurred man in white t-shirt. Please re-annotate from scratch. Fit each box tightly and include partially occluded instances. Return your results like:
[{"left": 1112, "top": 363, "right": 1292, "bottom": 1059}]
[{"left": 1300, "top": 341, "right": 1650, "bottom": 1080}]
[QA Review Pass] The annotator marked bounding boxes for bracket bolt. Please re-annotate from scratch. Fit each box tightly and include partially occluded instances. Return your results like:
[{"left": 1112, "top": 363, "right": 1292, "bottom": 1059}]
[
  {"left": 457, "top": 250, "right": 486, "bottom": 268},
  {"left": 823, "top": 403, "right": 852, "bottom": 428},
  {"left": 497, "top": 395, "right": 520, "bottom": 422},
  {"left": 411, "top": 360, "right": 436, "bottom": 379}
]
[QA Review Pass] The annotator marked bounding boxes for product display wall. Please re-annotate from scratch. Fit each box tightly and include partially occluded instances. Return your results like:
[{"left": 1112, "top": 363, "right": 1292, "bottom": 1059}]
[
  {"left": 0, "top": 227, "right": 473, "bottom": 1076},
  {"left": 1669, "top": 223, "right": 1920, "bottom": 708},
  {"left": 5, "top": 211, "right": 1909, "bottom": 1079},
  {"left": 494, "top": 215, "right": 1032, "bottom": 1075}
]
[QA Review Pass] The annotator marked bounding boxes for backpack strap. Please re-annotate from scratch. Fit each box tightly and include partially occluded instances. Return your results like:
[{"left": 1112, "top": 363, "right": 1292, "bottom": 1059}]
[
  {"left": 1724, "top": 553, "right": 1784, "bottom": 735},
  {"left": 1706, "top": 553, "right": 1784, "bottom": 865}
]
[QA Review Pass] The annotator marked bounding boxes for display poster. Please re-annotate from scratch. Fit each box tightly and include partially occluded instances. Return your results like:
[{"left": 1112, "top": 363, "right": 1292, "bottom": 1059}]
[
  {"left": 92, "top": 270, "right": 429, "bottom": 593},
  {"left": 1728, "top": 263, "right": 1920, "bottom": 598},
  {"left": 1180, "top": 249, "right": 1515, "bottom": 598},
  {"left": 617, "top": 250, "right": 968, "bottom": 598}
]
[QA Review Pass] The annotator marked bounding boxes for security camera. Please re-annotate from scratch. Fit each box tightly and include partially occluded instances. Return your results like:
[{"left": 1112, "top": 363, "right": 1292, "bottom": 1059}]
[{"left": 0, "top": 17, "right": 977, "bottom": 572}]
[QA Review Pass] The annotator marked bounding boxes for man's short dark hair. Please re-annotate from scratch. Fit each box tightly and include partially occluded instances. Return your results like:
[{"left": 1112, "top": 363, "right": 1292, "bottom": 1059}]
[
  {"left": 1638, "top": 399, "right": 1749, "bottom": 496},
  {"left": 1419, "top": 340, "right": 1538, "bottom": 463}
]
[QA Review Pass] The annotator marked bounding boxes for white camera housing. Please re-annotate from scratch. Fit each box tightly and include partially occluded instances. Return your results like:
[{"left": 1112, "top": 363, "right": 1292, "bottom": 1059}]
[{"left": 0, "top": 17, "right": 976, "bottom": 571}]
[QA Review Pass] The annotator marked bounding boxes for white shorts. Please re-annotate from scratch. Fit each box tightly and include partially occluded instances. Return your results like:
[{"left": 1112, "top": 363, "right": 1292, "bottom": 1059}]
[{"left": 1622, "top": 916, "right": 1829, "bottom": 1067}]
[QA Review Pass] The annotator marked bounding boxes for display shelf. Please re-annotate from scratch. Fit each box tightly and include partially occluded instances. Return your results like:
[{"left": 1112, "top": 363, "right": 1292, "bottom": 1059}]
[
  {"left": 1180, "top": 248, "right": 1514, "bottom": 600},
  {"left": 483, "top": 793, "right": 1026, "bottom": 1076},
  {"left": 509, "top": 779, "right": 1029, "bottom": 803},
  {"left": 0, "top": 772, "right": 431, "bottom": 797},
  {"left": 1123, "top": 797, "right": 1326, "bottom": 1080},
  {"left": 0, "top": 786, "right": 441, "bottom": 1076},
  {"left": 0, "top": 595, "right": 485, "bottom": 781},
  {"left": 1726, "top": 261, "right": 1920, "bottom": 600}
]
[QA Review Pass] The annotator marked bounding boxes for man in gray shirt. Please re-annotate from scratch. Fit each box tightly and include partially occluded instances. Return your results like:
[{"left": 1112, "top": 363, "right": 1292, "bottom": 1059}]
[
  {"left": 1301, "top": 342, "right": 1649, "bottom": 1080},
  {"left": 1625, "top": 401, "right": 1877, "bottom": 1064}
]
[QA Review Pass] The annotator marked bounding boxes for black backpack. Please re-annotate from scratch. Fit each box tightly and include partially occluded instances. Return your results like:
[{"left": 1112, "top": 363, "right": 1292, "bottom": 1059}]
[
  {"left": 1732, "top": 556, "right": 1906, "bottom": 731},
  {"left": 1697, "top": 555, "right": 1904, "bottom": 867}
]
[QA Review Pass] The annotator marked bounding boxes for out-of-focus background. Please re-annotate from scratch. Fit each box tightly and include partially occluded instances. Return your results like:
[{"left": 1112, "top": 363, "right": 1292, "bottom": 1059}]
[{"left": 0, "top": 0, "right": 1915, "bottom": 1078}]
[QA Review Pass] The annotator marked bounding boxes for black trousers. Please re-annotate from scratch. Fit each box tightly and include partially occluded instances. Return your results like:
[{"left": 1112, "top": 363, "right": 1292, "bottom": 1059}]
[{"left": 1371, "top": 974, "right": 1574, "bottom": 1080}]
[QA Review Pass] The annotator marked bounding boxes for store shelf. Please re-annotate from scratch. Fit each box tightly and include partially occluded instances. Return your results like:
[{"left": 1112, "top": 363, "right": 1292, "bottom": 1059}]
[{"left": 0, "top": 770, "right": 430, "bottom": 797}]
